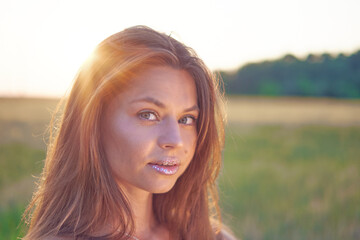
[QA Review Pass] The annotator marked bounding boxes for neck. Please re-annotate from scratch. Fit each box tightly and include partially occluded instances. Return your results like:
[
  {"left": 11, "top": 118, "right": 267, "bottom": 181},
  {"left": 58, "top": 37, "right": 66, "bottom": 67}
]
[
  {"left": 103, "top": 184, "right": 168, "bottom": 239},
  {"left": 124, "top": 187, "right": 156, "bottom": 235},
  {"left": 119, "top": 184, "right": 170, "bottom": 240}
]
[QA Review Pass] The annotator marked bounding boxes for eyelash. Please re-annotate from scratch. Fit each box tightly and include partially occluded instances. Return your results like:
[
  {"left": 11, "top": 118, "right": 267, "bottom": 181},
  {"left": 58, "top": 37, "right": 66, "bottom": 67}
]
[
  {"left": 138, "top": 111, "right": 158, "bottom": 121},
  {"left": 138, "top": 110, "right": 197, "bottom": 125}
]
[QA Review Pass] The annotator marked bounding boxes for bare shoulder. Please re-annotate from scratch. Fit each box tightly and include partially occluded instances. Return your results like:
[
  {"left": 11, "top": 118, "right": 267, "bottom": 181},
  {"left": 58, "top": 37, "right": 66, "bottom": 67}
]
[{"left": 217, "top": 228, "right": 238, "bottom": 240}]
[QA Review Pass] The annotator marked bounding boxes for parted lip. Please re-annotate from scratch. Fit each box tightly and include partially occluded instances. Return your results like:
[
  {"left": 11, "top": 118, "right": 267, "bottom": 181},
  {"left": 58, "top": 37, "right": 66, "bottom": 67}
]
[{"left": 149, "top": 157, "right": 180, "bottom": 166}]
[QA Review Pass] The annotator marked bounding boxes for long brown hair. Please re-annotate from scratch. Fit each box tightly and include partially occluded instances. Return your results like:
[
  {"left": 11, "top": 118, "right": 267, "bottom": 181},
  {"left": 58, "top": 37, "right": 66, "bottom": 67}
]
[{"left": 23, "top": 26, "right": 225, "bottom": 240}]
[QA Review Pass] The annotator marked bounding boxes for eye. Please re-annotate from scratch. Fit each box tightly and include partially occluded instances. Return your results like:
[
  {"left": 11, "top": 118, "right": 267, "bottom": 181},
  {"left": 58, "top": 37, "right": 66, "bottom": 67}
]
[
  {"left": 178, "top": 115, "right": 197, "bottom": 125},
  {"left": 138, "top": 111, "right": 158, "bottom": 121}
]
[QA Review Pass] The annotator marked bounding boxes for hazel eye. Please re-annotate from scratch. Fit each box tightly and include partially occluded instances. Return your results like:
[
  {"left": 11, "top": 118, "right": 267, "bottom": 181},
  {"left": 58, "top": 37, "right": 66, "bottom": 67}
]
[
  {"left": 138, "top": 111, "right": 158, "bottom": 121},
  {"left": 179, "top": 115, "right": 196, "bottom": 125}
]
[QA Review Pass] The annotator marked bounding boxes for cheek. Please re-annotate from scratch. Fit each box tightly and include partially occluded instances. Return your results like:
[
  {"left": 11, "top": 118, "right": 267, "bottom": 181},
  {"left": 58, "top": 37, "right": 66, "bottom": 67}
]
[
  {"left": 110, "top": 116, "right": 141, "bottom": 147},
  {"left": 103, "top": 119, "right": 137, "bottom": 165},
  {"left": 184, "top": 130, "right": 198, "bottom": 159},
  {"left": 108, "top": 121, "right": 157, "bottom": 163}
]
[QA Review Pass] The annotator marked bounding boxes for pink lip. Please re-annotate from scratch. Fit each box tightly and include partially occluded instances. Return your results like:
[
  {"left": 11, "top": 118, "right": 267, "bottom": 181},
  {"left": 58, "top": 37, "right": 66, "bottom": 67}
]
[
  {"left": 149, "top": 164, "right": 179, "bottom": 175},
  {"left": 148, "top": 157, "right": 180, "bottom": 175},
  {"left": 150, "top": 157, "right": 180, "bottom": 166}
]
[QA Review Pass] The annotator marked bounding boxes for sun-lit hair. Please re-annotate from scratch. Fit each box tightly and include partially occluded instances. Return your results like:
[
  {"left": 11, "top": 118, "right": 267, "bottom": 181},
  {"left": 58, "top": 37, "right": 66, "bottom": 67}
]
[{"left": 23, "top": 25, "right": 225, "bottom": 240}]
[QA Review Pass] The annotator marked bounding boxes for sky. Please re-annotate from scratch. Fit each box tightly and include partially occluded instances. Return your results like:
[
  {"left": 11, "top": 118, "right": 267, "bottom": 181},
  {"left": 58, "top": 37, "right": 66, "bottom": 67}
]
[{"left": 0, "top": 0, "right": 360, "bottom": 97}]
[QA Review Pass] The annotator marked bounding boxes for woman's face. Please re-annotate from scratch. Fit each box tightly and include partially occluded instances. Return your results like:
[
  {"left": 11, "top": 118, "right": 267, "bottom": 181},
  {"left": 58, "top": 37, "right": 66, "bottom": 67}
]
[{"left": 102, "top": 66, "right": 198, "bottom": 194}]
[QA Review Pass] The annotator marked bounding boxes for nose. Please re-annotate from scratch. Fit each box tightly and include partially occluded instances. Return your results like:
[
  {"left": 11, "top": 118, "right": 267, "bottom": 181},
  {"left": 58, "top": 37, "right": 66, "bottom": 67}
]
[{"left": 158, "top": 117, "right": 183, "bottom": 149}]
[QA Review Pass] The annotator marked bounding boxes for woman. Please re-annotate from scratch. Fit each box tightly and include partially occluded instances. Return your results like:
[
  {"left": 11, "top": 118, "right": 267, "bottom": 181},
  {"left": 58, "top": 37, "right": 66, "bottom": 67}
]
[{"left": 23, "top": 26, "right": 234, "bottom": 240}]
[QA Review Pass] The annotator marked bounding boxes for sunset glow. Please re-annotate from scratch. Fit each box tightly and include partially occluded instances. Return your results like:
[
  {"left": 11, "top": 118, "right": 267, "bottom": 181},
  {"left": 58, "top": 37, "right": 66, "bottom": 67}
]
[{"left": 1, "top": 0, "right": 360, "bottom": 97}]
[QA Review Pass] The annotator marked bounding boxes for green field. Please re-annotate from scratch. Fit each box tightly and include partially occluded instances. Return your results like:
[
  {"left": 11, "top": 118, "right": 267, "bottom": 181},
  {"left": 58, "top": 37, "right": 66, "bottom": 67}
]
[{"left": 1, "top": 97, "right": 360, "bottom": 239}]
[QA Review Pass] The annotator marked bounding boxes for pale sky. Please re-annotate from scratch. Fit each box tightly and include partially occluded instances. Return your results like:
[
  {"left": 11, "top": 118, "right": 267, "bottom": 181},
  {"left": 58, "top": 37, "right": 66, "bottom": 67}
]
[{"left": 1, "top": 0, "right": 360, "bottom": 97}]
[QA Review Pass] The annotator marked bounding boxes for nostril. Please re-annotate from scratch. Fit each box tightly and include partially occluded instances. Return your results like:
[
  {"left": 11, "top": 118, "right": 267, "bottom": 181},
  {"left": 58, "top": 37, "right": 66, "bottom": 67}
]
[
  {"left": 160, "top": 140, "right": 183, "bottom": 149},
  {"left": 158, "top": 134, "right": 184, "bottom": 149}
]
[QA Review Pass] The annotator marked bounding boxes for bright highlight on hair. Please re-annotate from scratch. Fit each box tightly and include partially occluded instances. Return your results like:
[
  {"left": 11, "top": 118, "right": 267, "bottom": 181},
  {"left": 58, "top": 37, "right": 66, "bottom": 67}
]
[{"left": 23, "top": 25, "right": 226, "bottom": 240}]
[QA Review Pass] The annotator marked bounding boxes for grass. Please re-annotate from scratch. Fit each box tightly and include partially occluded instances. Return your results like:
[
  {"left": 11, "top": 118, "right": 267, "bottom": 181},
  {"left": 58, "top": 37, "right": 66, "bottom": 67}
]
[
  {"left": 0, "top": 204, "right": 27, "bottom": 240},
  {"left": 0, "top": 143, "right": 44, "bottom": 190},
  {"left": 219, "top": 125, "right": 360, "bottom": 239},
  {"left": 0, "top": 143, "right": 45, "bottom": 239},
  {"left": 1, "top": 97, "right": 360, "bottom": 239}
]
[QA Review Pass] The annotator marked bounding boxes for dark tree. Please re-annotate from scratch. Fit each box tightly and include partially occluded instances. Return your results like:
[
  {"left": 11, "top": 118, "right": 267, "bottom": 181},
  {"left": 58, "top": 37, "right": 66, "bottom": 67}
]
[{"left": 220, "top": 49, "right": 360, "bottom": 98}]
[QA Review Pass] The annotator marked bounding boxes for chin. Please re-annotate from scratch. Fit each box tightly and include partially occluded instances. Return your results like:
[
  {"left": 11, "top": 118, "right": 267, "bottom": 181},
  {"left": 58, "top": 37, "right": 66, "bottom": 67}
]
[{"left": 147, "top": 180, "right": 177, "bottom": 194}]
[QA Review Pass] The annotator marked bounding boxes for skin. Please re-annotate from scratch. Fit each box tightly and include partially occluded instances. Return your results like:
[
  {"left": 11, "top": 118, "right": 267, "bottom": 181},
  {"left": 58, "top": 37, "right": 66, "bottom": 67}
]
[
  {"left": 43, "top": 66, "right": 236, "bottom": 240},
  {"left": 101, "top": 65, "right": 199, "bottom": 239}
]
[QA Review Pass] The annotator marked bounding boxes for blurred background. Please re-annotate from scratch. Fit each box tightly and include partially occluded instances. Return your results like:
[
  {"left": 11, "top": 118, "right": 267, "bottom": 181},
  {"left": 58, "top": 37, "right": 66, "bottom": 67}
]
[{"left": 1, "top": 0, "right": 360, "bottom": 239}]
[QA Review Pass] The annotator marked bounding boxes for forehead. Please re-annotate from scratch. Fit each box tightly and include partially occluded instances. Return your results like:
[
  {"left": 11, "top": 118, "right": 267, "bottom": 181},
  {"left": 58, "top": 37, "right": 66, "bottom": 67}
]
[{"left": 112, "top": 66, "right": 198, "bottom": 108}]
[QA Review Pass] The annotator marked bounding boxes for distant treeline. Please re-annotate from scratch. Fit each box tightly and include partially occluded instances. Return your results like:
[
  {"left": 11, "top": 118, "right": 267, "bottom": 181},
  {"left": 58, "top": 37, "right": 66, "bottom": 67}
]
[{"left": 220, "top": 49, "right": 360, "bottom": 98}]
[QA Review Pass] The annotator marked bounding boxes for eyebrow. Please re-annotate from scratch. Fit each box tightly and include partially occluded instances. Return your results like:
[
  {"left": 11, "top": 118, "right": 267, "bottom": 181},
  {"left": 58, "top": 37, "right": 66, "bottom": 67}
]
[{"left": 131, "top": 96, "right": 199, "bottom": 112}]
